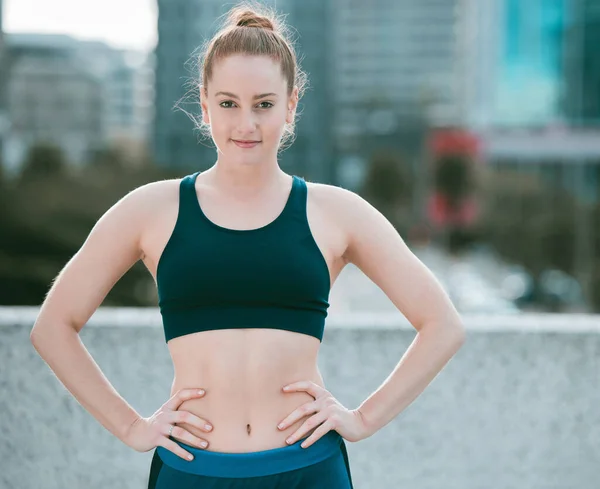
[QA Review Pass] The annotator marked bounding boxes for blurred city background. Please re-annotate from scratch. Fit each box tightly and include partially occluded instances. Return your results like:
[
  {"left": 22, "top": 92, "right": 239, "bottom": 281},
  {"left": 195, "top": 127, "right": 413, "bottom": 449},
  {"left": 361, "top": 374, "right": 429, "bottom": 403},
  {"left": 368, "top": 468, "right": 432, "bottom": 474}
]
[{"left": 0, "top": 0, "right": 599, "bottom": 315}]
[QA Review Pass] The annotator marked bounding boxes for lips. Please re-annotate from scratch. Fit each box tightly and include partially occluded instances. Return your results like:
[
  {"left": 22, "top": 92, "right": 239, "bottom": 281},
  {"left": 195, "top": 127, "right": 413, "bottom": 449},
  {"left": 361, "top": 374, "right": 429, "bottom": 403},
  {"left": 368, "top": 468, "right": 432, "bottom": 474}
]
[{"left": 232, "top": 140, "right": 261, "bottom": 148}]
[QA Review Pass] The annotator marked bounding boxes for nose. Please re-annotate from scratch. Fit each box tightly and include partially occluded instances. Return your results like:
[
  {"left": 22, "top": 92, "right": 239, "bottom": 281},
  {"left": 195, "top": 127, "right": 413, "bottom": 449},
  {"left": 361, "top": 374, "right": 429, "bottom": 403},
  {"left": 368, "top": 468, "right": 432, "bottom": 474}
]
[{"left": 236, "top": 108, "right": 258, "bottom": 134}]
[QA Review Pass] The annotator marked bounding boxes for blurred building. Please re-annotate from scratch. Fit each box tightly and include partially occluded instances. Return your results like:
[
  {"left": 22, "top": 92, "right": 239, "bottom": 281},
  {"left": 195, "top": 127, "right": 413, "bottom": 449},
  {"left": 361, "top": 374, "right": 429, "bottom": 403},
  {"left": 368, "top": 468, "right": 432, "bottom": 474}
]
[
  {"left": 0, "top": 0, "right": 7, "bottom": 166},
  {"left": 331, "top": 0, "right": 464, "bottom": 188},
  {"left": 1, "top": 34, "right": 153, "bottom": 174},
  {"left": 461, "top": 0, "right": 600, "bottom": 130},
  {"left": 460, "top": 0, "right": 567, "bottom": 129},
  {"left": 3, "top": 34, "right": 103, "bottom": 172},
  {"left": 333, "top": 0, "right": 461, "bottom": 133},
  {"left": 78, "top": 41, "right": 155, "bottom": 146},
  {"left": 153, "top": 0, "right": 334, "bottom": 182},
  {"left": 459, "top": 0, "right": 600, "bottom": 186},
  {"left": 563, "top": 0, "right": 600, "bottom": 125}
]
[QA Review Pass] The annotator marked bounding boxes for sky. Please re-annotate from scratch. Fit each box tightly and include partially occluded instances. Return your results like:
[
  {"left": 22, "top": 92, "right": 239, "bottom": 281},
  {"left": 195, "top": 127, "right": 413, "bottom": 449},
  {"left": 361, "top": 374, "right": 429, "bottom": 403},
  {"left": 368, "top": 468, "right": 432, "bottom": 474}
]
[{"left": 4, "top": 0, "right": 158, "bottom": 51}]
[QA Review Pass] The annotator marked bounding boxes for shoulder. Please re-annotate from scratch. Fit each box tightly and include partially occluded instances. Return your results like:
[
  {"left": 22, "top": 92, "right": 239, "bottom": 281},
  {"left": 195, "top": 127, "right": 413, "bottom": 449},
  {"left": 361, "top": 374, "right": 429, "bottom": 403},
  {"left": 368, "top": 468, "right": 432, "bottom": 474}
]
[
  {"left": 117, "top": 177, "right": 182, "bottom": 217},
  {"left": 98, "top": 177, "right": 184, "bottom": 245},
  {"left": 305, "top": 180, "right": 372, "bottom": 226},
  {"left": 130, "top": 176, "right": 182, "bottom": 201},
  {"left": 304, "top": 180, "right": 379, "bottom": 258},
  {"left": 305, "top": 180, "right": 400, "bottom": 263}
]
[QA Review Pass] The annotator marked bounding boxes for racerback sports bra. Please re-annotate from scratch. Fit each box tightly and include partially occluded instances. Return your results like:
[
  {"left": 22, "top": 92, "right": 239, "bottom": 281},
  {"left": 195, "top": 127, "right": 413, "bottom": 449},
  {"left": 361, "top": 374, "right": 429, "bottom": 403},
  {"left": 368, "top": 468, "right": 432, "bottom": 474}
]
[{"left": 156, "top": 171, "right": 331, "bottom": 343}]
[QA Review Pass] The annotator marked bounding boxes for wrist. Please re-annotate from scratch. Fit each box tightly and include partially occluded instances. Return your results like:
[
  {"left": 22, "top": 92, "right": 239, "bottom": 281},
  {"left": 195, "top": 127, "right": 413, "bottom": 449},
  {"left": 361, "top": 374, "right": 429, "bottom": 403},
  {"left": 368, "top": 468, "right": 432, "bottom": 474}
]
[
  {"left": 120, "top": 414, "right": 143, "bottom": 444},
  {"left": 355, "top": 406, "right": 377, "bottom": 439}
]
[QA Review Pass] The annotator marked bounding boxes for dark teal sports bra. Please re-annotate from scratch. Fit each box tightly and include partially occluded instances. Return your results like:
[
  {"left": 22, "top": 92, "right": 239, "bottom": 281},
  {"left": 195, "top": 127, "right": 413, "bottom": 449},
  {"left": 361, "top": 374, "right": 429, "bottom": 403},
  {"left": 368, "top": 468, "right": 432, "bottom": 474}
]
[{"left": 156, "top": 171, "right": 331, "bottom": 343}]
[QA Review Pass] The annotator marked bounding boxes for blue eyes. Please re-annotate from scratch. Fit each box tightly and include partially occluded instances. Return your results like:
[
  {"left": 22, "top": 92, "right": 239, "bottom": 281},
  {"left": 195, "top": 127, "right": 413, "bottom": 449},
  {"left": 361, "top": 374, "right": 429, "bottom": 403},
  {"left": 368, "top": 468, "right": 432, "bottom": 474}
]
[{"left": 219, "top": 101, "right": 274, "bottom": 109}]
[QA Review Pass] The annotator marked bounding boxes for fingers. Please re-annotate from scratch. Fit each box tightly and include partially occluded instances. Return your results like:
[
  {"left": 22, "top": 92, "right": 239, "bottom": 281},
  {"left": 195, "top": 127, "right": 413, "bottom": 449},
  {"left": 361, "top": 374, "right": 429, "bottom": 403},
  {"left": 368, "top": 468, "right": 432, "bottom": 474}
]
[
  {"left": 157, "top": 436, "right": 196, "bottom": 461},
  {"left": 297, "top": 420, "right": 333, "bottom": 449},
  {"left": 165, "top": 388, "right": 206, "bottom": 411},
  {"left": 277, "top": 401, "right": 318, "bottom": 431},
  {"left": 282, "top": 381, "right": 327, "bottom": 401},
  {"left": 284, "top": 410, "right": 328, "bottom": 446},
  {"left": 166, "top": 411, "right": 212, "bottom": 451},
  {"left": 170, "top": 409, "right": 213, "bottom": 434},
  {"left": 168, "top": 425, "right": 209, "bottom": 451}
]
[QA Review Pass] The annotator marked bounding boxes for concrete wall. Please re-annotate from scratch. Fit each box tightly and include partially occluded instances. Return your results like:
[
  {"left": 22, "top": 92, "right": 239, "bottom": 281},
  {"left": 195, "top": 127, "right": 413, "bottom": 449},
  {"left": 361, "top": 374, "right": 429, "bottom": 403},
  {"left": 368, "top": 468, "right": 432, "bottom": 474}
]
[{"left": 2, "top": 307, "right": 599, "bottom": 489}]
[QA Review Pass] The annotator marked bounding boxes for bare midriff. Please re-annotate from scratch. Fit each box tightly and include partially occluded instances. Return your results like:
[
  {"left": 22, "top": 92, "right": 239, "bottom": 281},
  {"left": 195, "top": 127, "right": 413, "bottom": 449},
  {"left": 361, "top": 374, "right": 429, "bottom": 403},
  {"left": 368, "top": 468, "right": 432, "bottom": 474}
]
[{"left": 167, "top": 327, "right": 326, "bottom": 453}]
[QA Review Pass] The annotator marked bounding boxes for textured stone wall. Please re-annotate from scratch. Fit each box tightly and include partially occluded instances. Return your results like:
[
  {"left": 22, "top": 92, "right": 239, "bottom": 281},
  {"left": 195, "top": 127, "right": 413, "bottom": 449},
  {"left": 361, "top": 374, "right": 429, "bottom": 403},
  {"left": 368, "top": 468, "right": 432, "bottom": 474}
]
[{"left": 2, "top": 307, "right": 599, "bottom": 489}]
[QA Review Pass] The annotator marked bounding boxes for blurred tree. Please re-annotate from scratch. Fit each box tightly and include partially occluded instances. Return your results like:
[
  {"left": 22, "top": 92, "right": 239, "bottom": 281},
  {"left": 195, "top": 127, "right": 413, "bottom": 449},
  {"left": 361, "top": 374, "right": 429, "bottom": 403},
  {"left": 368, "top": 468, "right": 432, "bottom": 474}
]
[
  {"left": 426, "top": 129, "right": 481, "bottom": 255},
  {"left": 590, "top": 203, "right": 600, "bottom": 311},
  {"left": 432, "top": 154, "right": 475, "bottom": 211},
  {"left": 0, "top": 155, "right": 181, "bottom": 306},
  {"left": 429, "top": 153, "right": 479, "bottom": 255},
  {"left": 360, "top": 148, "right": 413, "bottom": 234},
  {"left": 0, "top": 155, "right": 5, "bottom": 186},
  {"left": 89, "top": 144, "right": 128, "bottom": 171},
  {"left": 476, "top": 167, "right": 600, "bottom": 310},
  {"left": 19, "top": 141, "right": 67, "bottom": 182}
]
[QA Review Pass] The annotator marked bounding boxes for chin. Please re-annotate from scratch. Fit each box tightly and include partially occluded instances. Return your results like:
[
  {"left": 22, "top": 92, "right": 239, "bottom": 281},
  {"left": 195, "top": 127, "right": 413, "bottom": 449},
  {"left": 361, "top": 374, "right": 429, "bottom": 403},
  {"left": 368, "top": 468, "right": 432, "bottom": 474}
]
[{"left": 233, "top": 155, "right": 263, "bottom": 165}]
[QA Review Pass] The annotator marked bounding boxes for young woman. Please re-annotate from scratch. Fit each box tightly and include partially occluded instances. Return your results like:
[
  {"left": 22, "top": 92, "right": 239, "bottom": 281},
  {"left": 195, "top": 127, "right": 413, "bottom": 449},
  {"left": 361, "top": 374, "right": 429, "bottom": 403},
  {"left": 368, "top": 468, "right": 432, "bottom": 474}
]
[{"left": 30, "top": 3, "right": 466, "bottom": 488}]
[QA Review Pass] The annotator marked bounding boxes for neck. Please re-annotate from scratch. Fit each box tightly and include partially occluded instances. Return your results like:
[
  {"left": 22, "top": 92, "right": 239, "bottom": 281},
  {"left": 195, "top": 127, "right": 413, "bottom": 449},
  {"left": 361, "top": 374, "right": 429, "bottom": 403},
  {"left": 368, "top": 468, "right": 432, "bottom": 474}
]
[{"left": 205, "top": 157, "right": 287, "bottom": 196}]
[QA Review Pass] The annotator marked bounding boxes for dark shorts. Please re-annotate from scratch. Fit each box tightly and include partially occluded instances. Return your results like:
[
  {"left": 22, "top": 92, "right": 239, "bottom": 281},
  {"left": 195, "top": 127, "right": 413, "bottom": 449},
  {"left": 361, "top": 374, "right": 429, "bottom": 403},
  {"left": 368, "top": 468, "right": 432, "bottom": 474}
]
[{"left": 147, "top": 430, "right": 354, "bottom": 488}]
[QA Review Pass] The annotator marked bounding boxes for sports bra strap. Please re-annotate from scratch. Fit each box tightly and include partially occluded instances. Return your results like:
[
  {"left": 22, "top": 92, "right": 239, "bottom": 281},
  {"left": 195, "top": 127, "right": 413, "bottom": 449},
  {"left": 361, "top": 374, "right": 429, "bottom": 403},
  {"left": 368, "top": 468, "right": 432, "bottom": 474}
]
[
  {"left": 287, "top": 174, "right": 307, "bottom": 219},
  {"left": 178, "top": 171, "right": 201, "bottom": 221}
]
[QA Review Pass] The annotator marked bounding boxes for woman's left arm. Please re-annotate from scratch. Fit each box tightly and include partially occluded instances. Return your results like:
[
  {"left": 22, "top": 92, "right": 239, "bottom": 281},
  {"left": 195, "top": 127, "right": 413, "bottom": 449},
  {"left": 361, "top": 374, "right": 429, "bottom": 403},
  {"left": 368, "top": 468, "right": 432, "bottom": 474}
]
[
  {"left": 340, "top": 187, "right": 466, "bottom": 437},
  {"left": 279, "top": 185, "right": 466, "bottom": 447}
]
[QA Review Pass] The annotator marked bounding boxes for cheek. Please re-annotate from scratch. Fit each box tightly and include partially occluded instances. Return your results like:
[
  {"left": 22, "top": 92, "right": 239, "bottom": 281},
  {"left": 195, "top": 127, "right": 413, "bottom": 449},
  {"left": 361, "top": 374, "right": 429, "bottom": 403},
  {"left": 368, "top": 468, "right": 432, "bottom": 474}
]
[
  {"left": 264, "top": 111, "right": 288, "bottom": 137},
  {"left": 206, "top": 116, "right": 228, "bottom": 138}
]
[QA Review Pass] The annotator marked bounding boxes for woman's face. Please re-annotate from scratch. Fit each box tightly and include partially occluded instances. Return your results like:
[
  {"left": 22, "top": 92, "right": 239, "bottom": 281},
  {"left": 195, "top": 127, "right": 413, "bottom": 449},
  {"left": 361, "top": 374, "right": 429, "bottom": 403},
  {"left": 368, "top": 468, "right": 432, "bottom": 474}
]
[{"left": 201, "top": 54, "right": 298, "bottom": 164}]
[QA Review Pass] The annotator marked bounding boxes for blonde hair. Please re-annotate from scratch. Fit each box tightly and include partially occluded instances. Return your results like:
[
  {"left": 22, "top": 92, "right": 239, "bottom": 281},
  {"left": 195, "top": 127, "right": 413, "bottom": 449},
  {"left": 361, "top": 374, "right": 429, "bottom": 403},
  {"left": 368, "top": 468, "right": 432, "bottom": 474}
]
[{"left": 178, "top": 1, "right": 308, "bottom": 151}]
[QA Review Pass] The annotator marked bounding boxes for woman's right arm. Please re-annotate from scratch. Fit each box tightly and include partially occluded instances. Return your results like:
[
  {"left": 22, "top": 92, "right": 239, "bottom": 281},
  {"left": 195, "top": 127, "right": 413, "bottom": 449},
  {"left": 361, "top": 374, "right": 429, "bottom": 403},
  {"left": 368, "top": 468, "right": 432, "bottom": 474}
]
[{"left": 30, "top": 181, "right": 161, "bottom": 444}]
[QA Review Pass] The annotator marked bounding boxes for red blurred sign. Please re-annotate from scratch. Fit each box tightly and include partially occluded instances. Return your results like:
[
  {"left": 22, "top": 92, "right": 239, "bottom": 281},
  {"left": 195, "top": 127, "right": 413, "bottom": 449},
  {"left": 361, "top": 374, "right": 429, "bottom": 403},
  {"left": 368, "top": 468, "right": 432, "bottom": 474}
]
[
  {"left": 429, "top": 129, "right": 480, "bottom": 158},
  {"left": 427, "top": 192, "right": 478, "bottom": 227}
]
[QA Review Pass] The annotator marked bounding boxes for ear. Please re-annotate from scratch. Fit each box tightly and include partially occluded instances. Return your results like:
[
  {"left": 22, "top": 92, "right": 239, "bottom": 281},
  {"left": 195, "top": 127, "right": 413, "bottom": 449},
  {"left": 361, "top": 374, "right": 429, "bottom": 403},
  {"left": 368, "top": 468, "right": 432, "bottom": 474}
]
[
  {"left": 200, "top": 86, "right": 210, "bottom": 125},
  {"left": 286, "top": 87, "right": 299, "bottom": 124}
]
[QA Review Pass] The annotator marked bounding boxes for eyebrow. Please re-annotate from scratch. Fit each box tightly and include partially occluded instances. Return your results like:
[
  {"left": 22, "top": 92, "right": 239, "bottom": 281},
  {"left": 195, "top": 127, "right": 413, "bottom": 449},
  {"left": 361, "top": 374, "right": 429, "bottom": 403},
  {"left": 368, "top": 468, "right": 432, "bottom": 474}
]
[{"left": 214, "top": 91, "right": 278, "bottom": 100}]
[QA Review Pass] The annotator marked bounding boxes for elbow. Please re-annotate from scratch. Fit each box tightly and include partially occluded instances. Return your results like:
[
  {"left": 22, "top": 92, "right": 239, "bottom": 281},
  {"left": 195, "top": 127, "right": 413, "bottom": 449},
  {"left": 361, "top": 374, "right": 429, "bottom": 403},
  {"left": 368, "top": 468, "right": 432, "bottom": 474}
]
[
  {"left": 30, "top": 319, "right": 76, "bottom": 349},
  {"left": 451, "top": 323, "right": 467, "bottom": 347},
  {"left": 423, "top": 317, "right": 466, "bottom": 340},
  {"left": 30, "top": 326, "right": 47, "bottom": 350},
  {"left": 455, "top": 328, "right": 467, "bottom": 346},
  {"left": 430, "top": 319, "right": 467, "bottom": 346},
  {"left": 30, "top": 318, "right": 48, "bottom": 346},
  {"left": 30, "top": 333, "right": 45, "bottom": 356},
  {"left": 30, "top": 323, "right": 42, "bottom": 346},
  {"left": 447, "top": 317, "right": 467, "bottom": 342}
]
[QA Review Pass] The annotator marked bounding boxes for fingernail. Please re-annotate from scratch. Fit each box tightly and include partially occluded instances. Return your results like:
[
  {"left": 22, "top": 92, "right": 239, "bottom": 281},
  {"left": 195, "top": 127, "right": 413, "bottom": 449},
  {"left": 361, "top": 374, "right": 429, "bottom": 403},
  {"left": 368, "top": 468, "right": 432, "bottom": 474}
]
[
  {"left": 286, "top": 437, "right": 293, "bottom": 444},
  {"left": 201, "top": 441, "right": 208, "bottom": 448},
  {"left": 205, "top": 424, "right": 212, "bottom": 431},
  {"left": 198, "top": 389, "right": 204, "bottom": 395},
  {"left": 188, "top": 454, "right": 194, "bottom": 460},
  {"left": 278, "top": 423, "right": 284, "bottom": 430}
]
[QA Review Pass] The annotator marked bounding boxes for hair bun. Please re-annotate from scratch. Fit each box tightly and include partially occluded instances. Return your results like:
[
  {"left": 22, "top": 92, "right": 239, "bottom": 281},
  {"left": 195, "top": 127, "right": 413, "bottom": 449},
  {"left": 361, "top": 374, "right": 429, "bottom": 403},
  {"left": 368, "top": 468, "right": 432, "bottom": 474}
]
[{"left": 232, "top": 9, "right": 275, "bottom": 30}]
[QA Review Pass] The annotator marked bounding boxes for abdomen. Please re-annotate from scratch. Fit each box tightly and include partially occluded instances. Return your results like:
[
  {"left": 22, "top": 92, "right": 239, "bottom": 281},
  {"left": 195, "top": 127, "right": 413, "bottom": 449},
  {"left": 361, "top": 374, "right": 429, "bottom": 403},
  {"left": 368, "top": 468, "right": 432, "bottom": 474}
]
[{"left": 167, "top": 328, "right": 325, "bottom": 453}]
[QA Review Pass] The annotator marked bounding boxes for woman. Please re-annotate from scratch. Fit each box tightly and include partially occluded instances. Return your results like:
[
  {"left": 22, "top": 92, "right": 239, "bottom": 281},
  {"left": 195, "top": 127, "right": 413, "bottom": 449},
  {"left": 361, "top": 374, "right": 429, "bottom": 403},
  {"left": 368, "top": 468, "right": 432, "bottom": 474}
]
[{"left": 30, "top": 2, "right": 466, "bottom": 488}]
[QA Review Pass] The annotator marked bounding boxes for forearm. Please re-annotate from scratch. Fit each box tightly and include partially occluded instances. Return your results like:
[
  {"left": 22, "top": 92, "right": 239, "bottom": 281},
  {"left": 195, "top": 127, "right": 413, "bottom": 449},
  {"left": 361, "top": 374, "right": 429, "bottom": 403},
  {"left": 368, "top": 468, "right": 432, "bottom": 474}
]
[
  {"left": 30, "top": 325, "right": 141, "bottom": 443},
  {"left": 356, "top": 322, "right": 465, "bottom": 435}
]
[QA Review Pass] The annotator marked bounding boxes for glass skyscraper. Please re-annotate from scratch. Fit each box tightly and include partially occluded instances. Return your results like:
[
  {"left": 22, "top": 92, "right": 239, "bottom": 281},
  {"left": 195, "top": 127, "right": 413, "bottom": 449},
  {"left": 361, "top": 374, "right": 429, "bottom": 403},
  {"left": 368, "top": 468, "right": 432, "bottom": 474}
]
[
  {"left": 485, "top": 0, "right": 599, "bottom": 128},
  {"left": 493, "top": 0, "right": 567, "bottom": 126}
]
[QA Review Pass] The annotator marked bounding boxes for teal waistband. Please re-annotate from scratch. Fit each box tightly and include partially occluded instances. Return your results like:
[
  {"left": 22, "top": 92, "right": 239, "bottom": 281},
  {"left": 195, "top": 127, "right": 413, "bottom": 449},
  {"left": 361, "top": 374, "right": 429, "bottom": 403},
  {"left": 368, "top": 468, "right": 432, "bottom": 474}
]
[{"left": 156, "top": 430, "right": 343, "bottom": 478}]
